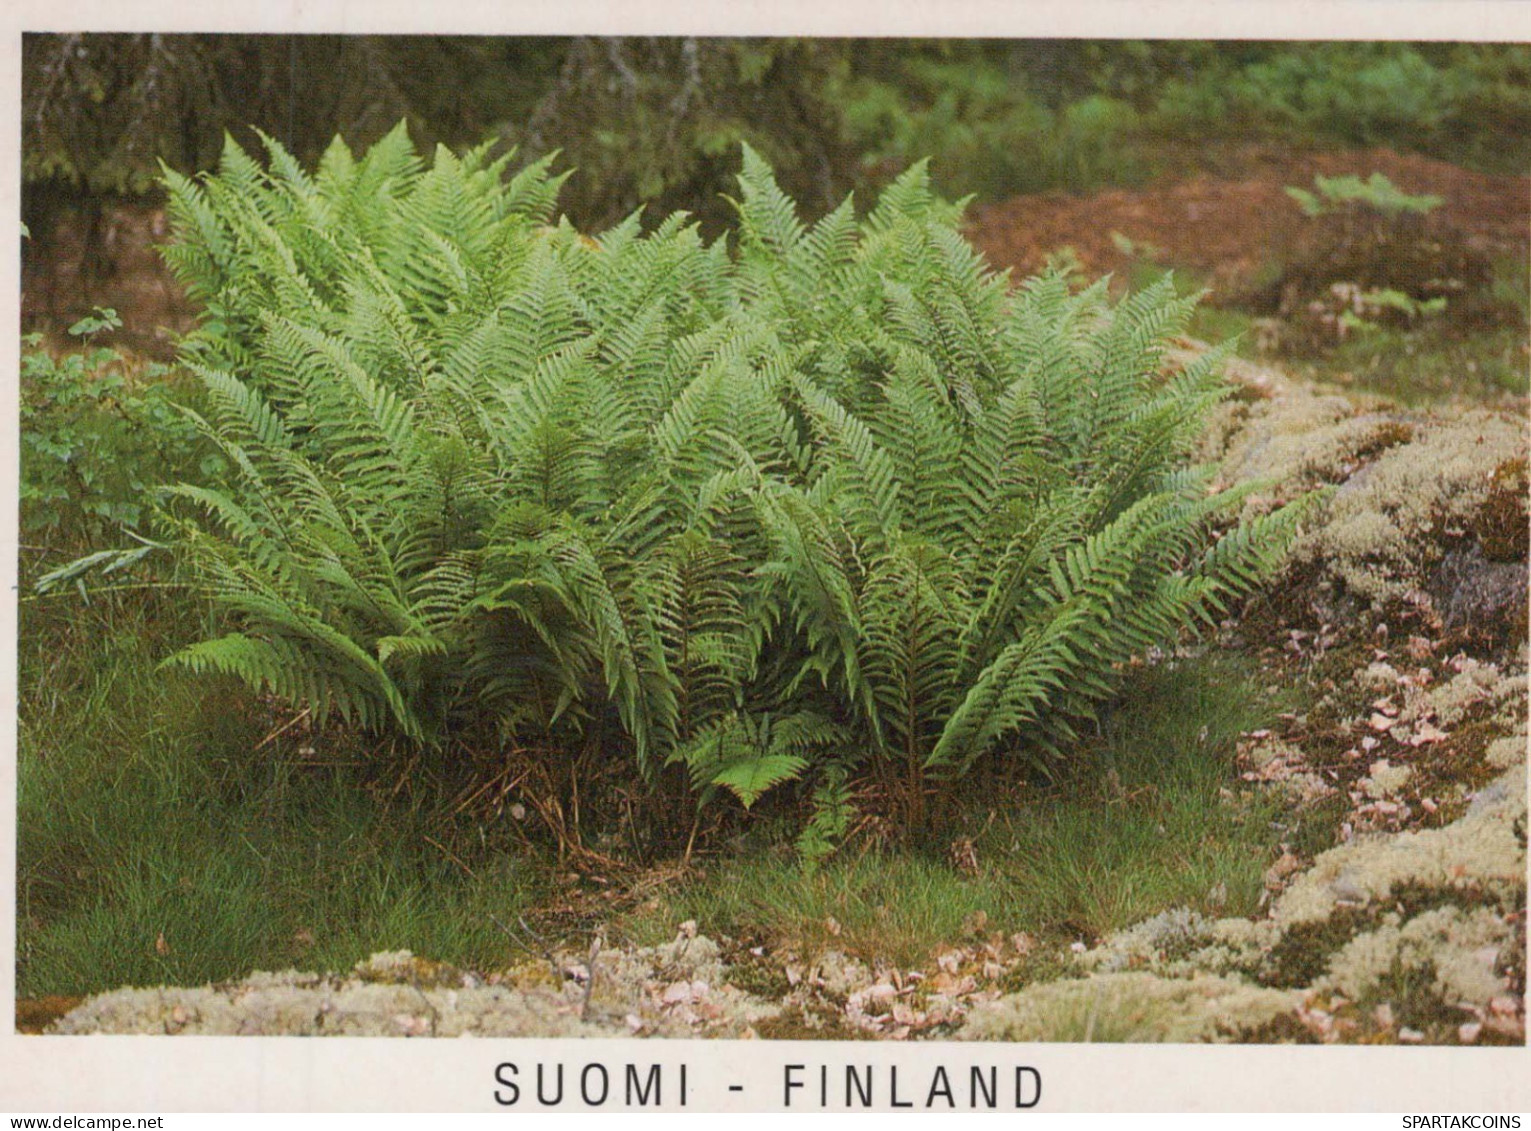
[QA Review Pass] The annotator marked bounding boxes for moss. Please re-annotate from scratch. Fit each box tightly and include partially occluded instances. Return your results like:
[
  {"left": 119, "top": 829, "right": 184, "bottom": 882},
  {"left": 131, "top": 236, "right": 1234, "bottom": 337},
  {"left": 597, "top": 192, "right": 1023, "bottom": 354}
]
[
  {"left": 1285, "top": 791, "right": 1353, "bottom": 858},
  {"left": 1368, "top": 958, "right": 1471, "bottom": 1038},
  {"left": 1260, "top": 907, "right": 1375, "bottom": 989},
  {"left": 1238, "top": 1011, "right": 1323, "bottom": 1044},
  {"left": 754, "top": 1004, "right": 861, "bottom": 1041},
  {"left": 1477, "top": 457, "right": 1529, "bottom": 563},
  {"left": 15, "top": 994, "right": 85, "bottom": 1035},
  {"left": 1352, "top": 420, "right": 1417, "bottom": 461},
  {"left": 1407, "top": 716, "right": 1516, "bottom": 820},
  {"left": 352, "top": 951, "right": 463, "bottom": 988},
  {"left": 1388, "top": 881, "right": 1508, "bottom": 920},
  {"left": 995, "top": 936, "right": 1078, "bottom": 994},
  {"left": 723, "top": 951, "right": 793, "bottom": 1000}
]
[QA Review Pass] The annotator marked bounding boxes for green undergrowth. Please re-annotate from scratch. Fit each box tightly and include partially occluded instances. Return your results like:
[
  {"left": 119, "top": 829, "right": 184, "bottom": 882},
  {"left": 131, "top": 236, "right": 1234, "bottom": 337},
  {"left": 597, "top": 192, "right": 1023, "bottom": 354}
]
[
  {"left": 16, "top": 589, "right": 550, "bottom": 998},
  {"left": 614, "top": 655, "right": 1286, "bottom": 970},
  {"left": 1286, "top": 322, "right": 1529, "bottom": 404},
  {"left": 1117, "top": 253, "right": 1528, "bottom": 406},
  {"left": 20, "top": 580, "right": 1293, "bottom": 997}
]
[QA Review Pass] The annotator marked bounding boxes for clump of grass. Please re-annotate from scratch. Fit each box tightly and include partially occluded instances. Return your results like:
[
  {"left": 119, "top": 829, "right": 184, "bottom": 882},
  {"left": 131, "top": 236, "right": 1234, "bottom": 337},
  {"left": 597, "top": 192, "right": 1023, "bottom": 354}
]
[
  {"left": 976, "top": 655, "right": 1283, "bottom": 938},
  {"left": 619, "top": 654, "right": 1285, "bottom": 968},
  {"left": 619, "top": 851, "right": 1009, "bottom": 969},
  {"left": 17, "top": 588, "right": 549, "bottom": 998}
]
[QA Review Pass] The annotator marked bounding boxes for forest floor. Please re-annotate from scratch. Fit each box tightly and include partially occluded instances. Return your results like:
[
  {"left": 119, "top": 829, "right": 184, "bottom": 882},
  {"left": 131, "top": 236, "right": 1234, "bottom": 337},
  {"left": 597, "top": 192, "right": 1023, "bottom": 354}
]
[
  {"left": 967, "top": 142, "right": 1529, "bottom": 296},
  {"left": 18, "top": 144, "right": 1529, "bottom": 1042}
]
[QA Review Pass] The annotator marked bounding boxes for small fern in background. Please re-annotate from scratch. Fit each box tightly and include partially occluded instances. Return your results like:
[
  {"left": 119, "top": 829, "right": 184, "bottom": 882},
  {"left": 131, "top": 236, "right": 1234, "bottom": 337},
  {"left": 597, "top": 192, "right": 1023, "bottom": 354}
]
[{"left": 151, "top": 127, "right": 1314, "bottom": 848}]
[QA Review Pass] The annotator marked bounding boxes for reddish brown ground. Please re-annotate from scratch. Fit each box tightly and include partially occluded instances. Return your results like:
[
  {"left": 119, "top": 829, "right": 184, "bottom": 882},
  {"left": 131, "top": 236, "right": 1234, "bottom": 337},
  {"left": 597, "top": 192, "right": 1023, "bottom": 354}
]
[
  {"left": 967, "top": 144, "right": 1530, "bottom": 300},
  {"left": 22, "top": 201, "right": 200, "bottom": 353}
]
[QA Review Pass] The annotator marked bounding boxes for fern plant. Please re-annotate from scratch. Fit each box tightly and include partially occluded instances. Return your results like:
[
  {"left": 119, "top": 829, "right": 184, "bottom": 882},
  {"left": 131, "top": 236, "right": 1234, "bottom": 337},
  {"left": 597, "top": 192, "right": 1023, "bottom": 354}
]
[
  {"left": 153, "top": 127, "right": 1314, "bottom": 845},
  {"left": 726, "top": 150, "right": 1316, "bottom": 825}
]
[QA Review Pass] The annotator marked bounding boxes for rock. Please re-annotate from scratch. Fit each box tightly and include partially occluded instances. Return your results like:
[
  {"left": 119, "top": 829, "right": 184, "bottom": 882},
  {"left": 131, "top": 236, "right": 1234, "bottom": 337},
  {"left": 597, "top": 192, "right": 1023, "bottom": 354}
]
[{"left": 1430, "top": 543, "right": 1529, "bottom": 644}]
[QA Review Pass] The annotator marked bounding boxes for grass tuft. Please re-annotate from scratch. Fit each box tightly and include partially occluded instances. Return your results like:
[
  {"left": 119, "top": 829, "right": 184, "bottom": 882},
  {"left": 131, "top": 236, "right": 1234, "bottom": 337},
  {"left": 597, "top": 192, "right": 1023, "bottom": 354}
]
[
  {"left": 17, "top": 589, "right": 548, "bottom": 998},
  {"left": 615, "top": 655, "right": 1286, "bottom": 970}
]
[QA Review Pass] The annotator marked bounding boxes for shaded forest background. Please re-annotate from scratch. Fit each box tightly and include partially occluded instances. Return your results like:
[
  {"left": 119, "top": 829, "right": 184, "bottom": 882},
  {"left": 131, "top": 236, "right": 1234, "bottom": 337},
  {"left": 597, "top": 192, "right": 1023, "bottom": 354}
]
[{"left": 22, "top": 36, "right": 1531, "bottom": 334}]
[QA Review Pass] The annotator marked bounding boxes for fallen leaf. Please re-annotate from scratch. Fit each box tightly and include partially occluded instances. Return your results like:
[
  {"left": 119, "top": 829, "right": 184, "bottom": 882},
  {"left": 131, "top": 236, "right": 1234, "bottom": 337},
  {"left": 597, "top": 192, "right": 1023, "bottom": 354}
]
[
  {"left": 1265, "top": 851, "right": 1301, "bottom": 889},
  {"left": 393, "top": 1013, "right": 431, "bottom": 1037},
  {"left": 1489, "top": 996, "right": 1518, "bottom": 1017},
  {"left": 1410, "top": 721, "right": 1448, "bottom": 746},
  {"left": 155, "top": 932, "right": 170, "bottom": 956}
]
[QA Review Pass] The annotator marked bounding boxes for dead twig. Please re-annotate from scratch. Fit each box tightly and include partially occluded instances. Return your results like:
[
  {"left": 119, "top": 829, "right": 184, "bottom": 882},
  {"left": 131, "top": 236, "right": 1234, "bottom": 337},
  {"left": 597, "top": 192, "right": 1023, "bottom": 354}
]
[
  {"left": 252, "top": 706, "right": 312, "bottom": 752},
  {"left": 423, "top": 834, "right": 475, "bottom": 879},
  {"left": 580, "top": 935, "right": 602, "bottom": 1021}
]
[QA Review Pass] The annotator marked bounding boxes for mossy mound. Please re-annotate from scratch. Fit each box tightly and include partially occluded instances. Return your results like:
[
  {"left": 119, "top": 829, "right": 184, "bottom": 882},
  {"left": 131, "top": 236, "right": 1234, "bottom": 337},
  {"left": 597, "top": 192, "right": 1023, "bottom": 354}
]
[
  {"left": 964, "top": 751, "right": 1524, "bottom": 1044},
  {"left": 1201, "top": 354, "right": 1526, "bottom": 626},
  {"left": 961, "top": 972, "right": 1301, "bottom": 1043},
  {"left": 50, "top": 931, "right": 777, "bottom": 1038}
]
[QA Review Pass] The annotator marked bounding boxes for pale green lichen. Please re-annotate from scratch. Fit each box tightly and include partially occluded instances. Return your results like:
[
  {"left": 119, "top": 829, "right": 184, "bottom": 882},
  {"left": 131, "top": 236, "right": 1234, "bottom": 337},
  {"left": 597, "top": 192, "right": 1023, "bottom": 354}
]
[
  {"left": 1081, "top": 908, "right": 1276, "bottom": 981},
  {"left": 1296, "top": 412, "right": 1526, "bottom": 604},
  {"left": 1363, "top": 662, "right": 1401, "bottom": 690},
  {"left": 1199, "top": 354, "right": 1525, "bottom": 607},
  {"left": 960, "top": 972, "right": 1301, "bottom": 1043},
  {"left": 1485, "top": 732, "right": 1526, "bottom": 770},
  {"left": 1425, "top": 659, "right": 1524, "bottom": 729},
  {"left": 52, "top": 932, "right": 775, "bottom": 1037},
  {"left": 1319, "top": 905, "right": 1513, "bottom": 1008},
  {"left": 1361, "top": 760, "right": 1412, "bottom": 800},
  {"left": 1273, "top": 763, "right": 1525, "bottom": 927}
]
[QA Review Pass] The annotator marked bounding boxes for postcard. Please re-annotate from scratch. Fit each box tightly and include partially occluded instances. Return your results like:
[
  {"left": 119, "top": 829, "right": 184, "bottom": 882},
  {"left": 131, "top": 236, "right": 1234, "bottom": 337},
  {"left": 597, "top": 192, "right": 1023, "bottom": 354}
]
[{"left": 5, "top": 0, "right": 1529, "bottom": 1114}]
